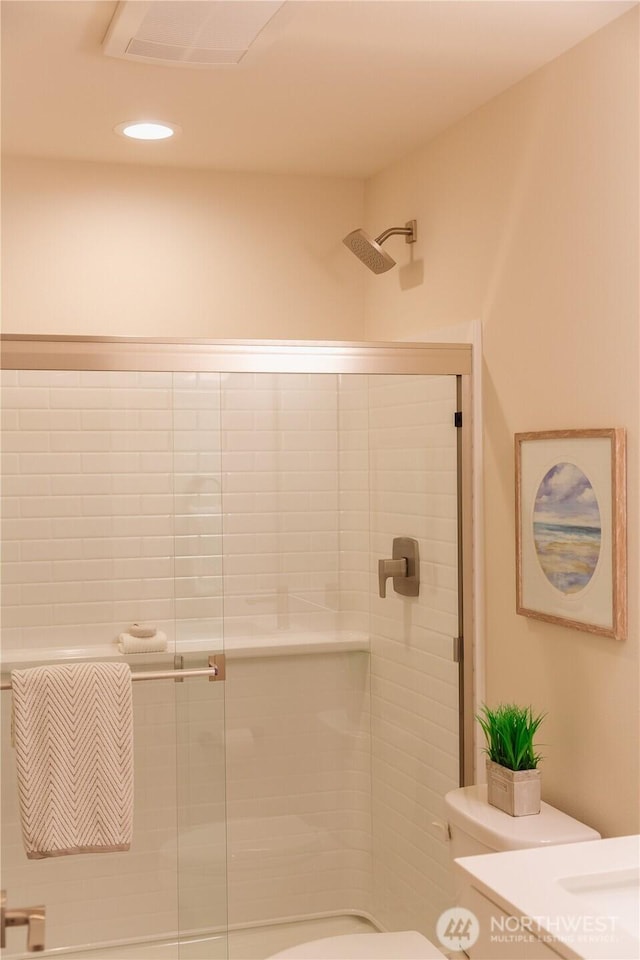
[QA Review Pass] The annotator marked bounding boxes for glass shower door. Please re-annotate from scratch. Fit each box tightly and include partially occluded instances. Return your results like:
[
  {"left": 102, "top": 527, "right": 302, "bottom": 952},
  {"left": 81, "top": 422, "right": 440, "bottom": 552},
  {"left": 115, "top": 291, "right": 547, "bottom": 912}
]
[
  {"left": 216, "top": 370, "right": 463, "bottom": 952},
  {"left": 0, "top": 368, "right": 228, "bottom": 960},
  {"left": 173, "top": 371, "right": 228, "bottom": 959},
  {"left": 367, "top": 373, "right": 461, "bottom": 940}
]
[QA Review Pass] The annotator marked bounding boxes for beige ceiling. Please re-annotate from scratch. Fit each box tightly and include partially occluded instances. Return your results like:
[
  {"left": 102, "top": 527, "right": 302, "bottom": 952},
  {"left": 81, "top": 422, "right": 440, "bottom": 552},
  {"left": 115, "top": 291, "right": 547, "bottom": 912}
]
[{"left": 1, "top": 0, "right": 635, "bottom": 178}]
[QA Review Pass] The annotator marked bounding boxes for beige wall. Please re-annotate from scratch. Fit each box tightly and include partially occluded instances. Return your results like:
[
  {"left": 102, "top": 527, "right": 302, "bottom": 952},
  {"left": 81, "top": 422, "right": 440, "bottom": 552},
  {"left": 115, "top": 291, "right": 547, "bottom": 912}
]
[
  {"left": 1, "top": 157, "right": 365, "bottom": 340},
  {"left": 363, "top": 9, "right": 639, "bottom": 837}
]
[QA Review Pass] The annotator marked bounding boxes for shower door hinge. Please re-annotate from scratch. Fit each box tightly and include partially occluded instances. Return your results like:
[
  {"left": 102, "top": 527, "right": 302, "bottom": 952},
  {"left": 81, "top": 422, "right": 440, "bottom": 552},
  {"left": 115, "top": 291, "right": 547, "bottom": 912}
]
[
  {"left": 453, "top": 636, "right": 463, "bottom": 663},
  {"left": 454, "top": 411, "right": 463, "bottom": 428}
]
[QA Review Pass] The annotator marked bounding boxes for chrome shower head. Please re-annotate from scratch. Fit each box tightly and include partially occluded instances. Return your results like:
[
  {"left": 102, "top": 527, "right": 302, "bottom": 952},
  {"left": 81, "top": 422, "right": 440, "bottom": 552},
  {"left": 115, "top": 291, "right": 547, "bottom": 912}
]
[{"left": 342, "top": 220, "right": 417, "bottom": 274}]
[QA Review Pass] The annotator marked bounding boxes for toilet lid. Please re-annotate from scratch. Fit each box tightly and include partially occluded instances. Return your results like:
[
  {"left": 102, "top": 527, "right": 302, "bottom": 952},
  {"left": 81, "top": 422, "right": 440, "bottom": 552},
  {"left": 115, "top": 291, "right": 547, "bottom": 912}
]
[
  {"left": 267, "top": 931, "right": 445, "bottom": 960},
  {"left": 445, "top": 784, "right": 601, "bottom": 850}
]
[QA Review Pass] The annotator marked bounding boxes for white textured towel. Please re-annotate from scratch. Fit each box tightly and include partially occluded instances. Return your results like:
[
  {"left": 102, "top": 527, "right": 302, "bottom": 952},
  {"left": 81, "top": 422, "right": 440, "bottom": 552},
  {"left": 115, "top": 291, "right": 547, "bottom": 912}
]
[{"left": 11, "top": 661, "right": 134, "bottom": 860}]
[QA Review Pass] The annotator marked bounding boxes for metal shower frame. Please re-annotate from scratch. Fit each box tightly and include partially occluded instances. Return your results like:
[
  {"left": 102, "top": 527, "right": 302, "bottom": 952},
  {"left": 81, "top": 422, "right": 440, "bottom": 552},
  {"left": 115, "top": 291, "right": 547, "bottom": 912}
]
[{"left": 1, "top": 335, "right": 475, "bottom": 784}]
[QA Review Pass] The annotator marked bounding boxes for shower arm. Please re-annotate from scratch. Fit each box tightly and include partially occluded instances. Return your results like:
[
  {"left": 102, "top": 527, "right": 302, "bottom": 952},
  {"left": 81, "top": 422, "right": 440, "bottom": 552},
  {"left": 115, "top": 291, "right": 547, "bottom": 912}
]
[{"left": 375, "top": 221, "right": 417, "bottom": 246}]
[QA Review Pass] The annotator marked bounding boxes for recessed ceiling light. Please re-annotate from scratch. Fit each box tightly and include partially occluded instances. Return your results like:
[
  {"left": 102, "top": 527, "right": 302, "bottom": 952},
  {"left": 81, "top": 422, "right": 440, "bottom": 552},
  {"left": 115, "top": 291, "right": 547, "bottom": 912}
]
[{"left": 114, "top": 121, "right": 180, "bottom": 141}]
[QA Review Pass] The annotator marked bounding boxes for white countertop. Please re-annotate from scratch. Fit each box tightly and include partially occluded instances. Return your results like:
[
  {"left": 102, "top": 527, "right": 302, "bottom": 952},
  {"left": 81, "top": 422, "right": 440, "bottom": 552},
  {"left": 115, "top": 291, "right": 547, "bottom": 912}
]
[{"left": 455, "top": 835, "right": 640, "bottom": 960}]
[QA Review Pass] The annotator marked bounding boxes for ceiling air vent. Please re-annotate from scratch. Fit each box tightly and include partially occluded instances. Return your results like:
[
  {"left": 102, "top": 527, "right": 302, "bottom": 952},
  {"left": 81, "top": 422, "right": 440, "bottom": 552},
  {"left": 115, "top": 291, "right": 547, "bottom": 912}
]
[{"left": 103, "top": 0, "right": 285, "bottom": 68}]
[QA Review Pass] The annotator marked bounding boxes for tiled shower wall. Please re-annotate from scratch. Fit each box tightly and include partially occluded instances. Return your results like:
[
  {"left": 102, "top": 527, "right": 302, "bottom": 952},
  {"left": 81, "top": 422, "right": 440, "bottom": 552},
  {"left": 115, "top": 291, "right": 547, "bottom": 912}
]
[
  {"left": 1, "top": 370, "right": 181, "bottom": 652},
  {"left": 338, "top": 377, "right": 370, "bottom": 635},
  {"left": 221, "top": 373, "right": 342, "bottom": 640},
  {"left": 0, "top": 369, "right": 460, "bottom": 949},
  {"left": 369, "top": 376, "right": 460, "bottom": 940},
  {"left": 220, "top": 374, "right": 372, "bottom": 929},
  {"left": 225, "top": 652, "right": 371, "bottom": 930},
  {"left": 0, "top": 371, "right": 358, "bottom": 653}
]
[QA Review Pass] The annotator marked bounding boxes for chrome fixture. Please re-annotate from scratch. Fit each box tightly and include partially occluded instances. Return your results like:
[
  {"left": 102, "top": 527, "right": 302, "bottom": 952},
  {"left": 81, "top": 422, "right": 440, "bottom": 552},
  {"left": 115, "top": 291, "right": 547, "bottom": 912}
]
[
  {"left": 342, "top": 220, "right": 417, "bottom": 274},
  {"left": 0, "top": 655, "right": 225, "bottom": 691},
  {"left": 378, "top": 537, "right": 420, "bottom": 598},
  {"left": 1, "top": 891, "right": 45, "bottom": 952}
]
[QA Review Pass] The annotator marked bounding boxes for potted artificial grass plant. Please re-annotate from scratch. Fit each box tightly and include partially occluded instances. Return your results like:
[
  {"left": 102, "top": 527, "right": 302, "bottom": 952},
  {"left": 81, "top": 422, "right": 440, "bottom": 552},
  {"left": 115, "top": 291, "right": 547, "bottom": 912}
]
[{"left": 477, "top": 703, "right": 545, "bottom": 817}]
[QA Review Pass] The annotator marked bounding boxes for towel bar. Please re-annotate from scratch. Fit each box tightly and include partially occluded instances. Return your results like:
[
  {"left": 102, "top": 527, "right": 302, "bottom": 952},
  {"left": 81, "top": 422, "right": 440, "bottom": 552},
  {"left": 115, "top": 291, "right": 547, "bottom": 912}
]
[{"left": 0, "top": 655, "right": 223, "bottom": 691}]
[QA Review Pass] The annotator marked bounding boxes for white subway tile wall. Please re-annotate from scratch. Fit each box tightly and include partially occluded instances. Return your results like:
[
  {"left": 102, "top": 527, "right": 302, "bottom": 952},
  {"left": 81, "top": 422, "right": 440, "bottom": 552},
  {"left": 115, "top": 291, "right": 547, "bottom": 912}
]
[
  {"left": 176, "top": 678, "right": 228, "bottom": 935},
  {"left": 221, "top": 376, "right": 372, "bottom": 935},
  {"left": 1, "top": 371, "right": 179, "bottom": 653},
  {"left": 368, "top": 375, "right": 460, "bottom": 940},
  {"left": 338, "top": 376, "right": 370, "bottom": 634},
  {"left": 0, "top": 369, "right": 460, "bottom": 952},
  {"left": 225, "top": 653, "right": 371, "bottom": 932},
  {"left": 221, "top": 373, "right": 341, "bottom": 640},
  {"left": 173, "top": 372, "right": 224, "bottom": 646}
]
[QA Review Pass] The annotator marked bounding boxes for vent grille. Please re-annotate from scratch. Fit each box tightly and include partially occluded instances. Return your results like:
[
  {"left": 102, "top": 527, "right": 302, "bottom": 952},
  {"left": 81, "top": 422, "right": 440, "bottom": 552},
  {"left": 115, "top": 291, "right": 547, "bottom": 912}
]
[
  {"left": 126, "top": 39, "right": 245, "bottom": 66},
  {"left": 104, "top": 0, "right": 285, "bottom": 68}
]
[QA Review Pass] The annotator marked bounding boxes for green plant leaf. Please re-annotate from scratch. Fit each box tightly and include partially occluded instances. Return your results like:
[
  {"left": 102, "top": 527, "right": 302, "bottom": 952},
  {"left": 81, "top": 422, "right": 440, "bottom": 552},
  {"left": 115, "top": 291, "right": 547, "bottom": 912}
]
[{"left": 476, "top": 703, "right": 545, "bottom": 771}]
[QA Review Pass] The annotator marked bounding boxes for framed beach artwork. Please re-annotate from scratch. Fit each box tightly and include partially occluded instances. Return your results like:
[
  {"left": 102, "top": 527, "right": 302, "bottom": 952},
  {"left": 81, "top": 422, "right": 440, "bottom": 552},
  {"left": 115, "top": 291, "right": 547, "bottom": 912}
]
[{"left": 515, "top": 429, "right": 626, "bottom": 640}]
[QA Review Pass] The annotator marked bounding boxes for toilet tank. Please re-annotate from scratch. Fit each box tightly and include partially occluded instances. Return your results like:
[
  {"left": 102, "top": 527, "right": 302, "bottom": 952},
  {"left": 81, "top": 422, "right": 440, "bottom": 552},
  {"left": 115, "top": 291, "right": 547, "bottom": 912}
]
[
  {"left": 444, "top": 784, "right": 600, "bottom": 859},
  {"left": 444, "top": 786, "right": 601, "bottom": 959}
]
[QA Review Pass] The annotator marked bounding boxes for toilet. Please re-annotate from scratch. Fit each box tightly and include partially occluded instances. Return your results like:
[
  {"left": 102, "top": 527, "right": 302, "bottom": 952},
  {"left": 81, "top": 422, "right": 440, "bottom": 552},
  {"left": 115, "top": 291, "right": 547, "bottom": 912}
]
[
  {"left": 269, "top": 931, "right": 445, "bottom": 960},
  {"left": 267, "top": 784, "right": 600, "bottom": 960}
]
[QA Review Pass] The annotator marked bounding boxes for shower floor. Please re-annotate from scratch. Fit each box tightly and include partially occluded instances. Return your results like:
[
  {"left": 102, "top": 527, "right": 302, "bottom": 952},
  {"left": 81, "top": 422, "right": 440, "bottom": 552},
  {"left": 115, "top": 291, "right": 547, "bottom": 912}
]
[{"left": 52, "top": 915, "right": 378, "bottom": 960}]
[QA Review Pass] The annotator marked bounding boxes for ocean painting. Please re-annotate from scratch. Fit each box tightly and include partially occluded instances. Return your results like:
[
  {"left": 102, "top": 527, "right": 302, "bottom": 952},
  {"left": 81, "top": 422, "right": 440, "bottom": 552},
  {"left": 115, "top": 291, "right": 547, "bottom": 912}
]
[{"left": 533, "top": 462, "right": 601, "bottom": 595}]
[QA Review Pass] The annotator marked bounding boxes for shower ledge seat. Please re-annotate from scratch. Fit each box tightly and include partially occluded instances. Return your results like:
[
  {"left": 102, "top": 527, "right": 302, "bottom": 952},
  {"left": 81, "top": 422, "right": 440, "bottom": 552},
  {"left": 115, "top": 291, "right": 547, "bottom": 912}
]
[{"left": 0, "top": 630, "right": 370, "bottom": 668}]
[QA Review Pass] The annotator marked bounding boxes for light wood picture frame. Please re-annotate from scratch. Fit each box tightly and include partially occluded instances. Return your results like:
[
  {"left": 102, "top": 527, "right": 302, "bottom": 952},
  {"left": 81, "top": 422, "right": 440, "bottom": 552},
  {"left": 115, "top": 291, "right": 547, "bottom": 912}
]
[{"left": 515, "top": 429, "right": 626, "bottom": 640}]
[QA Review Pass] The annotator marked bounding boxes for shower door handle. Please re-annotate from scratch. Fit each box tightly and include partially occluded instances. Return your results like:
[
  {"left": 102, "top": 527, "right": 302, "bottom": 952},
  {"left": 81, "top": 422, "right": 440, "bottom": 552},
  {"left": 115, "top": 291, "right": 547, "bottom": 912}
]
[
  {"left": 378, "top": 537, "right": 420, "bottom": 598},
  {"left": 1, "top": 891, "right": 46, "bottom": 952}
]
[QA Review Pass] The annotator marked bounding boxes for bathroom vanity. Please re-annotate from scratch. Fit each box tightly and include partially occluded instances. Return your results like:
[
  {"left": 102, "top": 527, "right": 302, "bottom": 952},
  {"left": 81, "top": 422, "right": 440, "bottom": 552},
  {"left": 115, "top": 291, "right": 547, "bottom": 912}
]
[{"left": 454, "top": 835, "right": 640, "bottom": 960}]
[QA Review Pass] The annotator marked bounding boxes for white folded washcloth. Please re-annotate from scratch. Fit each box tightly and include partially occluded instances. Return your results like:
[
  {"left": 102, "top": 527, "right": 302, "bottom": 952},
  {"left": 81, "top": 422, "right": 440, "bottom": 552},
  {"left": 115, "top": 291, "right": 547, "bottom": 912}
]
[{"left": 117, "top": 631, "right": 167, "bottom": 654}]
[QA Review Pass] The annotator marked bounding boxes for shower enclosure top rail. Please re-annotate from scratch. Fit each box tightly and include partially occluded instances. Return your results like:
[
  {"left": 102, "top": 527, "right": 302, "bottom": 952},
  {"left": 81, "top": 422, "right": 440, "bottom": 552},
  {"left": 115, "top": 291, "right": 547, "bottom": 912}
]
[{"left": 0, "top": 336, "right": 472, "bottom": 376}]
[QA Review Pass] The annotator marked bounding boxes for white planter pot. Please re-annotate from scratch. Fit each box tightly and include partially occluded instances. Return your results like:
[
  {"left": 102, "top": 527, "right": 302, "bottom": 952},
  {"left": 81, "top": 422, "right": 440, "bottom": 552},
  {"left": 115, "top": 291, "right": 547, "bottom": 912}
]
[{"left": 486, "top": 759, "right": 541, "bottom": 817}]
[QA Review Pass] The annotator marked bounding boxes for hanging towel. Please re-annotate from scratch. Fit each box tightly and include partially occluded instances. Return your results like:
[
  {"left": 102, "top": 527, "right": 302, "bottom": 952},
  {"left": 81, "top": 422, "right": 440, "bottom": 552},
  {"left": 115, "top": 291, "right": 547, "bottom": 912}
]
[{"left": 11, "top": 661, "right": 134, "bottom": 860}]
